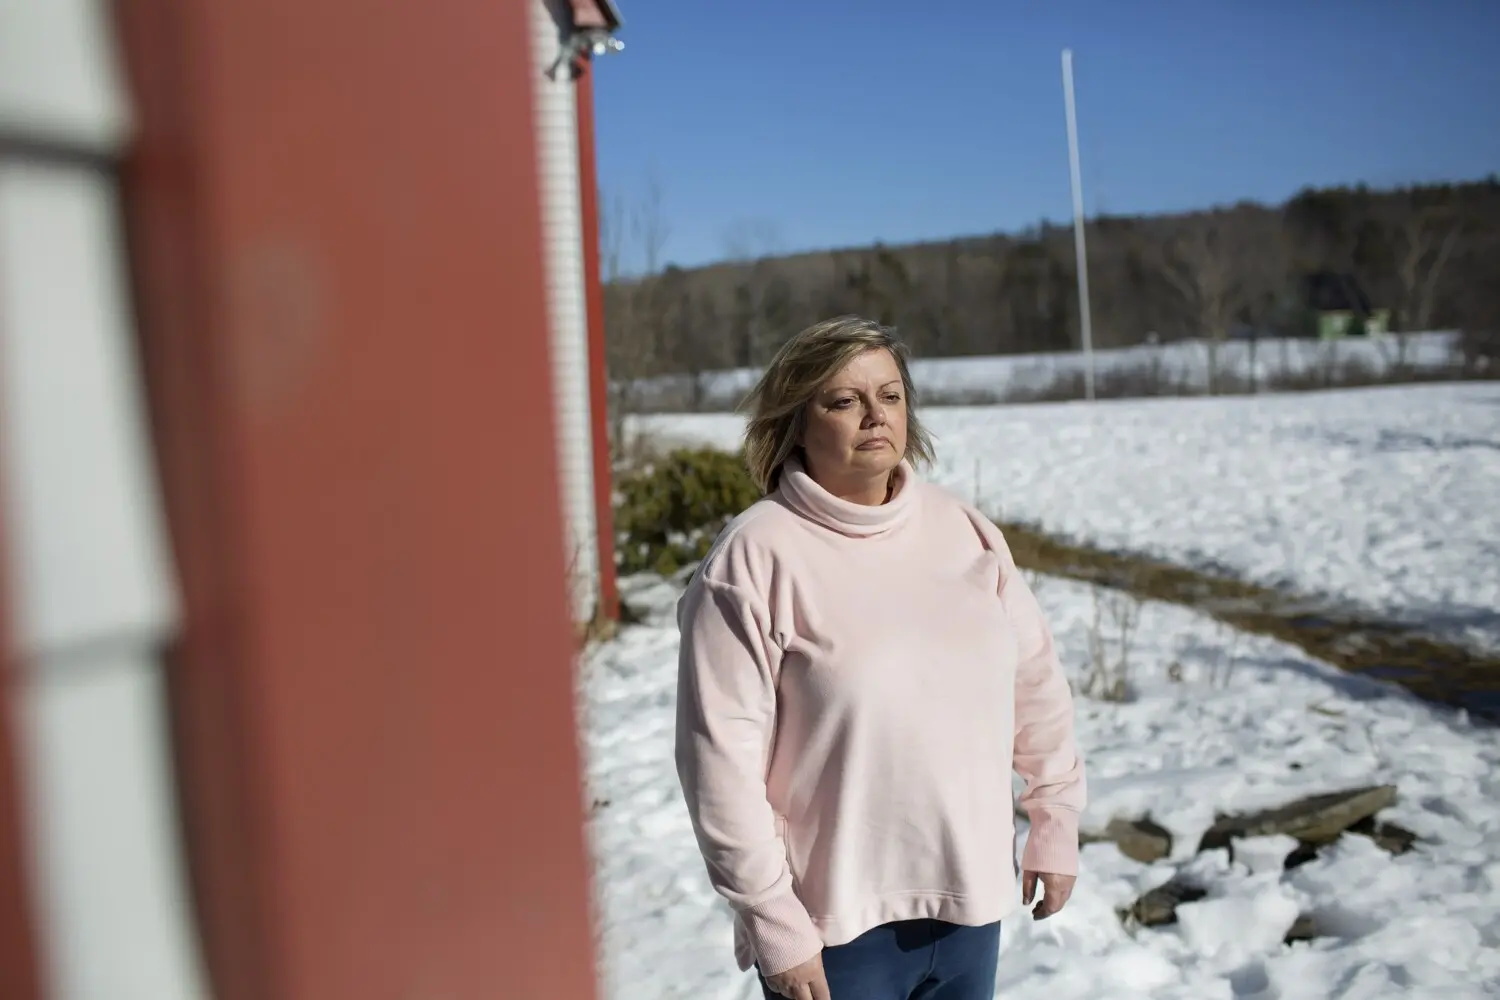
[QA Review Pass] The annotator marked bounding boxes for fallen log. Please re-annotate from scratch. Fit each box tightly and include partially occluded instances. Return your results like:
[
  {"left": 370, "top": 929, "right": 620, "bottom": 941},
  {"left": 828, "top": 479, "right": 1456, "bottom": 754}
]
[
  {"left": 1081, "top": 816, "right": 1173, "bottom": 863},
  {"left": 1120, "top": 877, "right": 1206, "bottom": 927},
  {"left": 1198, "top": 784, "right": 1397, "bottom": 853},
  {"left": 1349, "top": 815, "right": 1417, "bottom": 855},
  {"left": 1118, "top": 784, "right": 1415, "bottom": 933},
  {"left": 1284, "top": 914, "right": 1319, "bottom": 943}
]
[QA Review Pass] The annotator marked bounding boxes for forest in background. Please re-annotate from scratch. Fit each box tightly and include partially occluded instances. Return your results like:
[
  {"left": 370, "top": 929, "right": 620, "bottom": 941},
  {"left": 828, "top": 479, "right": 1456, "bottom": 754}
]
[{"left": 602, "top": 178, "right": 1500, "bottom": 412}]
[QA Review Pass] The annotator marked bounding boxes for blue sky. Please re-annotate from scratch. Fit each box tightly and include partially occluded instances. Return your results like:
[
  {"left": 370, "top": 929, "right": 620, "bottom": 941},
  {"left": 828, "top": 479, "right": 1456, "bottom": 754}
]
[{"left": 590, "top": 0, "right": 1500, "bottom": 270}]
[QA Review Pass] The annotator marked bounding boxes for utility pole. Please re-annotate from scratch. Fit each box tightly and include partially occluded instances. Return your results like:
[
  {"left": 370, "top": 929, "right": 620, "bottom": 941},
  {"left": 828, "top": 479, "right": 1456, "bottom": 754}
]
[{"left": 1062, "top": 48, "right": 1096, "bottom": 401}]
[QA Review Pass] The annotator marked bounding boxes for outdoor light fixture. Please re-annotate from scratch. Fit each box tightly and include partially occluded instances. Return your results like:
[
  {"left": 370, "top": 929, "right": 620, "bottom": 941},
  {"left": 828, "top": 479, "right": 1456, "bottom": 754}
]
[
  {"left": 548, "top": 25, "right": 624, "bottom": 78},
  {"left": 586, "top": 30, "right": 625, "bottom": 56}
]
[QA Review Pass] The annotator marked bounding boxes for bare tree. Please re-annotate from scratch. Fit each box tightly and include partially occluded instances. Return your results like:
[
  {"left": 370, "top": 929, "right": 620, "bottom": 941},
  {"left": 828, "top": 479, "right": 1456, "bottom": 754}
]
[
  {"left": 599, "top": 191, "right": 643, "bottom": 440},
  {"left": 720, "top": 220, "right": 789, "bottom": 367},
  {"left": 601, "top": 172, "right": 672, "bottom": 450},
  {"left": 1392, "top": 207, "right": 1462, "bottom": 361},
  {"left": 721, "top": 218, "right": 783, "bottom": 263},
  {"left": 1152, "top": 212, "right": 1272, "bottom": 392},
  {"left": 654, "top": 266, "right": 727, "bottom": 411},
  {"left": 632, "top": 170, "right": 670, "bottom": 277},
  {"left": 1159, "top": 220, "right": 1243, "bottom": 393}
]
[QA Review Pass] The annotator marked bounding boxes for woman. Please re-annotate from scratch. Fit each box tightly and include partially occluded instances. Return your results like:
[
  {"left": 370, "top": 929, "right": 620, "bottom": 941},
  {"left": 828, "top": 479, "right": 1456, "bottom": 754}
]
[{"left": 674, "top": 316, "right": 1086, "bottom": 1000}]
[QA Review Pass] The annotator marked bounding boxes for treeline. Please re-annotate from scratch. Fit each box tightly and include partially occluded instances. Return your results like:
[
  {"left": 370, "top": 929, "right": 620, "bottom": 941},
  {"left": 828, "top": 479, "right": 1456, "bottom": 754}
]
[{"left": 603, "top": 178, "right": 1500, "bottom": 405}]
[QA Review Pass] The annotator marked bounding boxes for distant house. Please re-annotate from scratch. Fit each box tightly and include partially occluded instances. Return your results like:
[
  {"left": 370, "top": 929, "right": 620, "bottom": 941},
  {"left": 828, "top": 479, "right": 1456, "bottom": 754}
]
[{"left": 1301, "top": 271, "right": 1390, "bottom": 339}]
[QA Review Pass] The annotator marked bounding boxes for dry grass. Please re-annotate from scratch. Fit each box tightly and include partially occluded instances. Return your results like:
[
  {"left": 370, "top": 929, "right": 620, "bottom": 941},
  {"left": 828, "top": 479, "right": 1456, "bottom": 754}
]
[
  {"left": 999, "top": 520, "right": 1500, "bottom": 722},
  {"left": 1080, "top": 585, "right": 1142, "bottom": 702}
]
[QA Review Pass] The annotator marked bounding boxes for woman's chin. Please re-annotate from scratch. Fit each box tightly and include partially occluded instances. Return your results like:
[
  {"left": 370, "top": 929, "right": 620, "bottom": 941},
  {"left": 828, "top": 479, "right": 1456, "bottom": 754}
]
[{"left": 848, "top": 447, "right": 900, "bottom": 473}]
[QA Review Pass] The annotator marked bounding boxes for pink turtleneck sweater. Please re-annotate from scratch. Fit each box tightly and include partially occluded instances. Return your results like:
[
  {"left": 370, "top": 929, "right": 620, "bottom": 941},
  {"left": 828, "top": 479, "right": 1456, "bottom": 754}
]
[{"left": 674, "top": 458, "right": 1086, "bottom": 976}]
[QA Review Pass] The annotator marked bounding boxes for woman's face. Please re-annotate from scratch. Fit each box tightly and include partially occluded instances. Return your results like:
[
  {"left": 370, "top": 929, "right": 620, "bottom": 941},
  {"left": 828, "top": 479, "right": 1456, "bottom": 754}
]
[{"left": 800, "top": 348, "right": 909, "bottom": 490}]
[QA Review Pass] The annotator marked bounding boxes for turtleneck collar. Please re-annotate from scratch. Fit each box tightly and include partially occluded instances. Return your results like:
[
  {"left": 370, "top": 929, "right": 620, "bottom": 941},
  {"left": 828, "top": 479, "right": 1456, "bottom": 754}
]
[{"left": 776, "top": 455, "right": 919, "bottom": 538}]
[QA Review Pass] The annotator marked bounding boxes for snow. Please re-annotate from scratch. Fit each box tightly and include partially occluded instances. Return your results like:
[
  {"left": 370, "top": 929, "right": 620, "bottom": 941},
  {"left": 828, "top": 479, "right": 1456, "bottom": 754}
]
[
  {"left": 901, "top": 332, "right": 1462, "bottom": 401},
  {"left": 582, "top": 572, "right": 1500, "bottom": 1000},
  {"left": 1231, "top": 835, "right": 1300, "bottom": 876},
  {"left": 632, "top": 382, "right": 1500, "bottom": 653},
  {"left": 587, "top": 381, "right": 1500, "bottom": 998},
  {"left": 626, "top": 332, "right": 1463, "bottom": 411}
]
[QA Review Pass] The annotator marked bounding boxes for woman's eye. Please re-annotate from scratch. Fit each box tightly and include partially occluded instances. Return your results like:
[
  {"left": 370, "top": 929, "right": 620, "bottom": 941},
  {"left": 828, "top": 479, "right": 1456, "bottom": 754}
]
[
  {"left": 883, "top": 394, "right": 903, "bottom": 403},
  {"left": 830, "top": 398, "right": 855, "bottom": 409}
]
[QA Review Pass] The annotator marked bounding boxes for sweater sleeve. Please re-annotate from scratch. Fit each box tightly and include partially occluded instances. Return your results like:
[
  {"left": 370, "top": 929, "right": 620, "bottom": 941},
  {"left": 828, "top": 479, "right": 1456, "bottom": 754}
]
[
  {"left": 674, "top": 574, "right": 823, "bottom": 976},
  {"left": 992, "top": 531, "right": 1087, "bottom": 876}
]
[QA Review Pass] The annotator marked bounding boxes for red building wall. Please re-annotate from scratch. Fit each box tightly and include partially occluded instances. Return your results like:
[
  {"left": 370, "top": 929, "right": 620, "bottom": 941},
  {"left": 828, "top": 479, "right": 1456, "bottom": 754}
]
[
  {"left": 575, "top": 57, "right": 621, "bottom": 621},
  {"left": 117, "top": 0, "right": 601, "bottom": 997},
  {"left": 0, "top": 575, "right": 41, "bottom": 1000}
]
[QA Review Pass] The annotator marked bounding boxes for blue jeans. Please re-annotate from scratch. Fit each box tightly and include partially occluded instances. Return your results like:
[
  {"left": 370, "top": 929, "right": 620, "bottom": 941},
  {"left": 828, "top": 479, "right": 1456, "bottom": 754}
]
[{"left": 759, "top": 919, "right": 1001, "bottom": 1000}]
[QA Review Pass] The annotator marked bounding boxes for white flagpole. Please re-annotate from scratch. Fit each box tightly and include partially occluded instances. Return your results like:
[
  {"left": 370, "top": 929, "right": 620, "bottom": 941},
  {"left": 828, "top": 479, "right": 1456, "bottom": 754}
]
[{"left": 1062, "top": 49, "right": 1096, "bottom": 401}]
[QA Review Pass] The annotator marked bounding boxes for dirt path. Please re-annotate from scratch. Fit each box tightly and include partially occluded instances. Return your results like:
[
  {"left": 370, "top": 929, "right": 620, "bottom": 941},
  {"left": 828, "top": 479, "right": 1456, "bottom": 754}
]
[{"left": 1000, "top": 521, "right": 1500, "bottom": 724}]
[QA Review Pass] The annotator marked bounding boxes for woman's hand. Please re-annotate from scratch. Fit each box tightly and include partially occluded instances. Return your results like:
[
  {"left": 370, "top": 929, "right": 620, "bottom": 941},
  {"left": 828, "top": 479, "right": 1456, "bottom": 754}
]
[
  {"left": 1022, "top": 870, "right": 1076, "bottom": 920},
  {"left": 763, "top": 953, "right": 830, "bottom": 1000}
]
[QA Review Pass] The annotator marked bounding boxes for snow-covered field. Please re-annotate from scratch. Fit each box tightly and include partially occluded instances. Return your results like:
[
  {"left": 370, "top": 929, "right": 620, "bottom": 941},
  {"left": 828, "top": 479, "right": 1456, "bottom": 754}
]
[
  {"left": 632, "top": 382, "right": 1500, "bottom": 653},
  {"left": 627, "top": 332, "right": 1463, "bottom": 411},
  {"left": 585, "top": 381, "right": 1500, "bottom": 999},
  {"left": 583, "top": 572, "right": 1500, "bottom": 1000}
]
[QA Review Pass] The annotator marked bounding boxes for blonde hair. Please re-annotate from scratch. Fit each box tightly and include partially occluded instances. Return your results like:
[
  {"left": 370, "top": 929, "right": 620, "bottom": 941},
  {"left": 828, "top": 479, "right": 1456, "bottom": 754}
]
[{"left": 740, "top": 315, "right": 936, "bottom": 492}]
